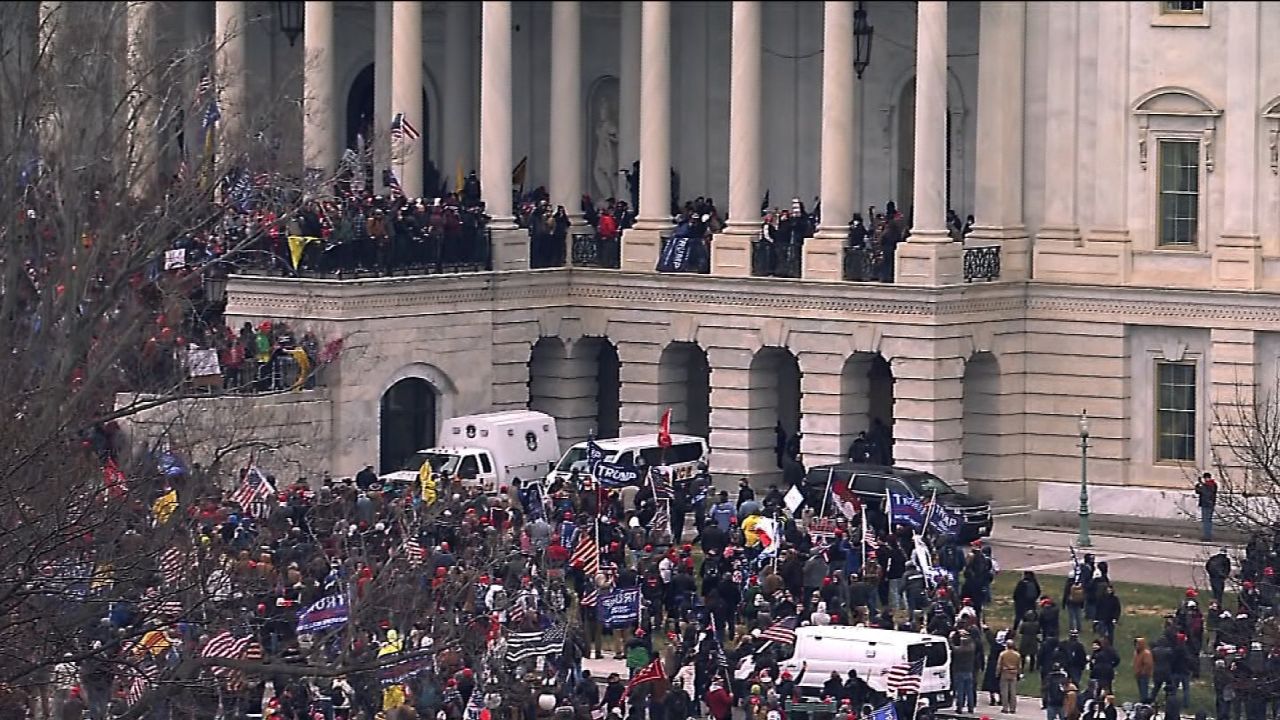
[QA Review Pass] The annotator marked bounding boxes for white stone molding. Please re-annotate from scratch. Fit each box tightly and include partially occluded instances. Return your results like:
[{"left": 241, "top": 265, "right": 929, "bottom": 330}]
[
  {"left": 756, "top": 318, "right": 792, "bottom": 351},
  {"left": 849, "top": 324, "right": 884, "bottom": 356},
  {"left": 1133, "top": 86, "right": 1222, "bottom": 172},
  {"left": 1262, "top": 96, "right": 1280, "bottom": 174},
  {"left": 669, "top": 315, "right": 701, "bottom": 346}
]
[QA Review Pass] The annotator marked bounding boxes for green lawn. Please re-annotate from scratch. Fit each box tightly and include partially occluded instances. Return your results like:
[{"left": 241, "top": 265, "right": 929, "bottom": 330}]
[{"left": 983, "top": 573, "right": 1215, "bottom": 712}]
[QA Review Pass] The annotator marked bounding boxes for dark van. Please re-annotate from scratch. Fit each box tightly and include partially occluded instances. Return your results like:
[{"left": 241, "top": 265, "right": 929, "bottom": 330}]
[{"left": 802, "top": 463, "right": 993, "bottom": 541}]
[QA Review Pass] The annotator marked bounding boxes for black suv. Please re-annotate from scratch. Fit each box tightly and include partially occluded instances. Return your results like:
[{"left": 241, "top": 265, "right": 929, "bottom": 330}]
[{"left": 802, "top": 463, "right": 993, "bottom": 541}]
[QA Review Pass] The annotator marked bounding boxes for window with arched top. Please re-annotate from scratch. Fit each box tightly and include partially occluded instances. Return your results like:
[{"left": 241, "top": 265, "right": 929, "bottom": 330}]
[{"left": 1133, "top": 87, "right": 1222, "bottom": 250}]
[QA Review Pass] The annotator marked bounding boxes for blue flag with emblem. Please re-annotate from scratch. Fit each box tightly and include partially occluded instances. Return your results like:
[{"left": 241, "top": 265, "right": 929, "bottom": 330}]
[
  {"left": 586, "top": 436, "right": 606, "bottom": 474},
  {"left": 870, "top": 703, "right": 898, "bottom": 720},
  {"left": 887, "top": 489, "right": 926, "bottom": 530}
]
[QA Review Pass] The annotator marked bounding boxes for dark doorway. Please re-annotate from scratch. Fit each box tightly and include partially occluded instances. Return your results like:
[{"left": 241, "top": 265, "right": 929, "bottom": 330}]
[
  {"left": 659, "top": 342, "right": 711, "bottom": 438},
  {"left": 379, "top": 378, "right": 438, "bottom": 474},
  {"left": 345, "top": 63, "right": 434, "bottom": 189},
  {"left": 593, "top": 340, "right": 621, "bottom": 438}
]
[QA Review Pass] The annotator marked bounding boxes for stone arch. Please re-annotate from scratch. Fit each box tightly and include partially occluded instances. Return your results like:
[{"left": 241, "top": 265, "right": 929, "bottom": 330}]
[
  {"left": 749, "top": 346, "right": 802, "bottom": 477},
  {"left": 1132, "top": 86, "right": 1220, "bottom": 116},
  {"left": 342, "top": 58, "right": 444, "bottom": 171},
  {"left": 378, "top": 362, "right": 456, "bottom": 474},
  {"left": 961, "top": 351, "right": 1001, "bottom": 497},
  {"left": 658, "top": 342, "right": 711, "bottom": 438},
  {"left": 841, "top": 352, "right": 895, "bottom": 465},
  {"left": 891, "top": 66, "right": 969, "bottom": 216}
]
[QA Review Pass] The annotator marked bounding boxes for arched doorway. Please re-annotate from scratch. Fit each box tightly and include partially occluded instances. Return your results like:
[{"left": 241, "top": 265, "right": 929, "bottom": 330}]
[
  {"left": 840, "top": 353, "right": 895, "bottom": 464},
  {"left": 750, "top": 347, "right": 802, "bottom": 474},
  {"left": 895, "top": 77, "right": 958, "bottom": 219},
  {"left": 346, "top": 63, "right": 434, "bottom": 188},
  {"left": 379, "top": 378, "right": 438, "bottom": 474},
  {"left": 658, "top": 342, "right": 711, "bottom": 438},
  {"left": 526, "top": 336, "right": 620, "bottom": 447},
  {"left": 962, "top": 352, "right": 1000, "bottom": 496}
]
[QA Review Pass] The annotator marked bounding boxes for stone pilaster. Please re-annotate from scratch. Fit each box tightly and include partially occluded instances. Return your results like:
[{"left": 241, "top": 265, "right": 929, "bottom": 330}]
[
  {"left": 799, "top": 352, "right": 847, "bottom": 469},
  {"left": 891, "top": 356, "right": 965, "bottom": 487},
  {"left": 1209, "top": 329, "right": 1257, "bottom": 478},
  {"left": 706, "top": 347, "right": 756, "bottom": 486},
  {"left": 616, "top": 341, "right": 663, "bottom": 439},
  {"left": 1215, "top": 2, "right": 1262, "bottom": 290}
]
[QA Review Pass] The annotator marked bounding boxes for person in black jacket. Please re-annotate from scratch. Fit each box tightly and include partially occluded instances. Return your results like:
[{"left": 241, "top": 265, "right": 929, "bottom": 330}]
[
  {"left": 1013, "top": 572, "right": 1042, "bottom": 631},
  {"left": 1087, "top": 638, "right": 1121, "bottom": 695},
  {"left": 1040, "top": 596, "right": 1062, "bottom": 640},
  {"left": 1061, "top": 630, "right": 1089, "bottom": 685},
  {"left": 1094, "top": 585, "right": 1122, "bottom": 643}
]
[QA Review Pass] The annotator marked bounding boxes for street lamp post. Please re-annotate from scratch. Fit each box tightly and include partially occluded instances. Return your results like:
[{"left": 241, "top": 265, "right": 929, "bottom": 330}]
[{"left": 1078, "top": 409, "right": 1091, "bottom": 547}]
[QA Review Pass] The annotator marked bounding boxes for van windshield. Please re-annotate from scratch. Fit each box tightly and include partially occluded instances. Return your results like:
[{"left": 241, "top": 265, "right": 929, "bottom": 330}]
[
  {"left": 555, "top": 447, "right": 588, "bottom": 473},
  {"left": 405, "top": 451, "right": 460, "bottom": 475}
]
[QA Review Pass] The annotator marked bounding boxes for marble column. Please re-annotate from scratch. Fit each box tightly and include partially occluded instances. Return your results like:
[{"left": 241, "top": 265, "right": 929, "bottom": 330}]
[
  {"left": 895, "top": 0, "right": 962, "bottom": 284},
  {"left": 712, "top": 0, "right": 762, "bottom": 276},
  {"left": 549, "top": 1, "right": 584, "bottom": 224},
  {"left": 373, "top": 1, "right": 392, "bottom": 192},
  {"left": 621, "top": 0, "right": 671, "bottom": 271},
  {"left": 442, "top": 1, "right": 473, "bottom": 182},
  {"left": 125, "top": 0, "right": 159, "bottom": 196},
  {"left": 480, "top": 0, "right": 515, "bottom": 226},
  {"left": 967, "top": 1, "right": 1029, "bottom": 278},
  {"left": 214, "top": 0, "right": 248, "bottom": 145},
  {"left": 1037, "top": 1, "right": 1080, "bottom": 241},
  {"left": 636, "top": 0, "right": 671, "bottom": 229},
  {"left": 390, "top": 0, "right": 423, "bottom": 197},
  {"left": 1215, "top": 1, "right": 1261, "bottom": 289},
  {"left": 805, "top": 0, "right": 857, "bottom": 280},
  {"left": 618, "top": 2, "right": 641, "bottom": 183},
  {"left": 302, "top": 1, "right": 337, "bottom": 174}
]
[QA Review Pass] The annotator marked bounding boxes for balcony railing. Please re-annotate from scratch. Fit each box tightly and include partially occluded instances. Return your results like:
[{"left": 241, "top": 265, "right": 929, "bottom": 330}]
[
  {"left": 656, "top": 234, "right": 711, "bottom": 274},
  {"left": 841, "top": 245, "right": 894, "bottom": 283},
  {"left": 572, "top": 232, "right": 620, "bottom": 269},
  {"left": 751, "top": 239, "right": 802, "bottom": 278},
  {"left": 963, "top": 245, "right": 1001, "bottom": 282},
  {"left": 233, "top": 229, "right": 493, "bottom": 278}
]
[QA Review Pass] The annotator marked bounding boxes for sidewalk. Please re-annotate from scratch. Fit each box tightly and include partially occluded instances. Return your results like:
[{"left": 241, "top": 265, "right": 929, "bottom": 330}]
[{"left": 986, "top": 513, "right": 1238, "bottom": 587}]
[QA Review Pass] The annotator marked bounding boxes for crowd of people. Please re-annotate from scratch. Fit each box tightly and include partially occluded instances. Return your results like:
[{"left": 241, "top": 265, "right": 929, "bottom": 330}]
[{"left": 36, "top": 448, "right": 1023, "bottom": 720}]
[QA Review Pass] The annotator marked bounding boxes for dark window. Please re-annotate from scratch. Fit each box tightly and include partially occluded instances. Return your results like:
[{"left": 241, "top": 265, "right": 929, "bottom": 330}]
[
  {"left": 458, "top": 455, "right": 480, "bottom": 480},
  {"left": 1156, "top": 361, "right": 1197, "bottom": 462},
  {"left": 1161, "top": 1, "right": 1205, "bottom": 12},
  {"left": 853, "top": 474, "right": 886, "bottom": 494},
  {"left": 909, "top": 641, "right": 950, "bottom": 667}
]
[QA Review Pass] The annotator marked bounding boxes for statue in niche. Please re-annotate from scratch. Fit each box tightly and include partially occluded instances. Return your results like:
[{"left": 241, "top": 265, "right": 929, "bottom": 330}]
[{"left": 591, "top": 98, "right": 619, "bottom": 201}]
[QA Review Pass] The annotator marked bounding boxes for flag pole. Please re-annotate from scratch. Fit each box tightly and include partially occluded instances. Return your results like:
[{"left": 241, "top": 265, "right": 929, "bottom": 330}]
[
  {"left": 922, "top": 489, "right": 938, "bottom": 531},
  {"left": 860, "top": 510, "right": 868, "bottom": 574},
  {"left": 818, "top": 466, "right": 835, "bottom": 517}
]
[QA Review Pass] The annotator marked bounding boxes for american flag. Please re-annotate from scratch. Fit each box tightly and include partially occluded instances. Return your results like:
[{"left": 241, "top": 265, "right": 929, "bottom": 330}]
[
  {"left": 649, "top": 467, "right": 673, "bottom": 500},
  {"left": 201, "top": 631, "right": 256, "bottom": 678},
  {"left": 760, "top": 615, "right": 799, "bottom": 645},
  {"left": 504, "top": 623, "right": 566, "bottom": 663},
  {"left": 651, "top": 501, "right": 671, "bottom": 539},
  {"left": 232, "top": 467, "right": 273, "bottom": 514},
  {"left": 402, "top": 537, "right": 426, "bottom": 566},
  {"left": 464, "top": 682, "right": 486, "bottom": 720},
  {"left": 579, "top": 589, "right": 598, "bottom": 607},
  {"left": 390, "top": 112, "right": 420, "bottom": 142},
  {"left": 123, "top": 659, "right": 158, "bottom": 706},
  {"left": 197, "top": 67, "right": 213, "bottom": 98},
  {"left": 886, "top": 658, "right": 925, "bottom": 695},
  {"left": 569, "top": 525, "right": 600, "bottom": 578},
  {"left": 384, "top": 168, "right": 404, "bottom": 197},
  {"left": 159, "top": 546, "right": 184, "bottom": 586}
]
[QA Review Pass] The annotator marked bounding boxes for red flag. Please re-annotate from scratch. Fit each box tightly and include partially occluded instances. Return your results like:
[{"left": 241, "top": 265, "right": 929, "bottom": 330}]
[
  {"left": 624, "top": 657, "right": 667, "bottom": 696},
  {"left": 831, "top": 479, "right": 862, "bottom": 520},
  {"left": 102, "top": 459, "right": 128, "bottom": 500},
  {"left": 658, "top": 408, "right": 672, "bottom": 449}
]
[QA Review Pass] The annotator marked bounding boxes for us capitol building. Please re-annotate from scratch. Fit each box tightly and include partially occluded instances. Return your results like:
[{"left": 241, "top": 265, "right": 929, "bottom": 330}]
[{"left": 119, "top": 0, "right": 1280, "bottom": 523}]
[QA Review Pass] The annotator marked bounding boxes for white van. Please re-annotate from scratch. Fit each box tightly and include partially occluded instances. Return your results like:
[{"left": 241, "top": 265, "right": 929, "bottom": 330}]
[
  {"left": 381, "top": 410, "right": 561, "bottom": 493},
  {"left": 546, "top": 434, "right": 709, "bottom": 486},
  {"left": 778, "top": 626, "right": 952, "bottom": 708}
]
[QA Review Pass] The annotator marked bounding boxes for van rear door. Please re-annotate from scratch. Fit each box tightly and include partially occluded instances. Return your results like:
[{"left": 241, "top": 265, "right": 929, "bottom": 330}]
[{"left": 907, "top": 639, "right": 951, "bottom": 695}]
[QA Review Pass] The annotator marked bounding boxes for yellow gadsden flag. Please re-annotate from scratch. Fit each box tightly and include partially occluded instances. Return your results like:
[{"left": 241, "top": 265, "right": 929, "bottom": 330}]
[
  {"left": 288, "top": 347, "right": 312, "bottom": 391},
  {"left": 152, "top": 488, "right": 178, "bottom": 525},
  {"left": 419, "top": 461, "right": 437, "bottom": 505},
  {"left": 287, "top": 235, "right": 319, "bottom": 270}
]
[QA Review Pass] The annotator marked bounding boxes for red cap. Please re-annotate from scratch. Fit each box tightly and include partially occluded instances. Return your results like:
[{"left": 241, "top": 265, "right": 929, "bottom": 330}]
[
  {"left": 635, "top": 628, "right": 645, "bottom": 637},
  {"left": 1186, "top": 588, "right": 1198, "bottom": 598},
  {"left": 643, "top": 544, "right": 653, "bottom": 552}
]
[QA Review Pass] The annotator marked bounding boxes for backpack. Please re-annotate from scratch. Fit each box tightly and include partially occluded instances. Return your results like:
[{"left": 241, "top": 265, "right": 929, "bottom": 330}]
[{"left": 1069, "top": 583, "right": 1085, "bottom": 604}]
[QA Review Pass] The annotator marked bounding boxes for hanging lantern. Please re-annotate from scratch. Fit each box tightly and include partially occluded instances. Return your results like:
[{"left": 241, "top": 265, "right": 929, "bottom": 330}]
[
  {"left": 276, "top": 1, "right": 304, "bottom": 46},
  {"left": 853, "top": 0, "right": 874, "bottom": 80}
]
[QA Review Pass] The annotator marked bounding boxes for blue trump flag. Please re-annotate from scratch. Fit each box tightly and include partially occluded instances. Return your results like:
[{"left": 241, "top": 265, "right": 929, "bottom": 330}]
[
  {"left": 296, "top": 594, "right": 349, "bottom": 634},
  {"left": 927, "top": 503, "right": 964, "bottom": 538},
  {"left": 593, "top": 461, "right": 641, "bottom": 488},
  {"left": 887, "top": 490, "right": 926, "bottom": 530},
  {"left": 585, "top": 437, "right": 606, "bottom": 474},
  {"left": 870, "top": 703, "right": 898, "bottom": 720}
]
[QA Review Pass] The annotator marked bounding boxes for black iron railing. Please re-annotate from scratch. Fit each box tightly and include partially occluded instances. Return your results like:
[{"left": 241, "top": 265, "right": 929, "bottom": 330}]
[
  {"left": 572, "top": 232, "right": 620, "bottom": 269},
  {"left": 963, "top": 245, "right": 1001, "bottom": 282},
  {"left": 751, "top": 239, "right": 802, "bottom": 278}
]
